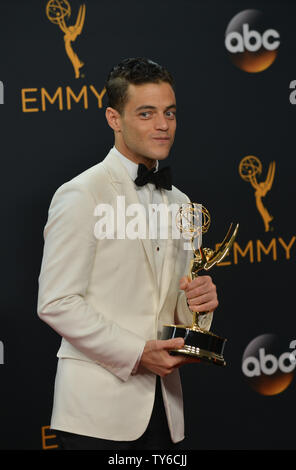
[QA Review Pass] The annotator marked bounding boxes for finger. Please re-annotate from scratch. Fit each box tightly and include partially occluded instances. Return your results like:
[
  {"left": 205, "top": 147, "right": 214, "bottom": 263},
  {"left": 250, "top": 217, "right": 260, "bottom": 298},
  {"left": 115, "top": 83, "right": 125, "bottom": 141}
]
[
  {"left": 169, "top": 355, "right": 191, "bottom": 367},
  {"left": 157, "top": 338, "right": 185, "bottom": 351},
  {"left": 187, "top": 292, "right": 215, "bottom": 307},
  {"left": 179, "top": 276, "right": 189, "bottom": 290},
  {"left": 185, "top": 275, "right": 211, "bottom": 293},
  {"left": 189, "top": 299, "right": 218, "bottom": 312},
  {"left": 186, "top": 284, "right": 216, "bottom": 300}
]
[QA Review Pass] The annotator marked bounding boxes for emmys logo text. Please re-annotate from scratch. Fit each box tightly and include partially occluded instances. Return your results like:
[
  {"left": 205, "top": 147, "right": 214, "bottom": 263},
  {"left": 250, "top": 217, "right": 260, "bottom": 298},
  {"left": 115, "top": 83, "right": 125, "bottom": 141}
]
[
  {"left": 41, "top": 426, "right": 58, "bottom": 450},
  {"left": 93, "top": 198, "right": 202, "bottom": 250},
  {"left": 21, "top": 85, "right": 106, "bottom": 112},
  {"left": 215, "top": 154, "right": 295, "bottom": 267},
  {"left": 225, "top": 9, "right": 280, "bottom": 72},
  {"left": 242, "top": 334, "right": 296, "bottom": 395},
  {"left": 21, "top": 2, "right": 106, "bottom": 113},
  {"left": 0, "top": 341, "right": 4, "bottom": 364},
  {"left": 0, "top": 81, "right": 3, "bottom": 104},
  {"left": 216, "top": 236, "right": 296, "bottom": 266}
]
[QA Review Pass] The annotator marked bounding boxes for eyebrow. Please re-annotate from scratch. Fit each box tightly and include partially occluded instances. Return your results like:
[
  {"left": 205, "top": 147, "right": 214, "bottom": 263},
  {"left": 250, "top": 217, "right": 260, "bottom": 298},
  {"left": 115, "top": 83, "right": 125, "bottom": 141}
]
[{"left": 135, "top": 104, "right": 177, "bottom": 112}]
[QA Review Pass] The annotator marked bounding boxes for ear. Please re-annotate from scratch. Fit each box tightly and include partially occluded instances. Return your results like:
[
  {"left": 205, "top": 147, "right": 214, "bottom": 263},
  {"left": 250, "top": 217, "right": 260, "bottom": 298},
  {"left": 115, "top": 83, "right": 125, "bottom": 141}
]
[{"left": 105, "top": 107, "right": 122, "bottom": 132}]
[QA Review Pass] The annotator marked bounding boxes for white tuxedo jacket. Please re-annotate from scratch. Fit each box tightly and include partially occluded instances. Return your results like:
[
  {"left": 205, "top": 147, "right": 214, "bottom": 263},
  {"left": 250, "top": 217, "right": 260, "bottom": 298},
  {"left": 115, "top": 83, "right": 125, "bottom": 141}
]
[{"left": 37, "top": 149, "right": 213, "bottom": 443}]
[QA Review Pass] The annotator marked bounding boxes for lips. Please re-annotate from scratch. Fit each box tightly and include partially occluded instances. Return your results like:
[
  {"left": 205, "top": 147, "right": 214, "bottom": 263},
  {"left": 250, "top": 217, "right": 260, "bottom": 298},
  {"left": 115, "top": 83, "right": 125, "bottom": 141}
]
[{"left": 153, "top": 137, "right": 170, "bottom": 142}]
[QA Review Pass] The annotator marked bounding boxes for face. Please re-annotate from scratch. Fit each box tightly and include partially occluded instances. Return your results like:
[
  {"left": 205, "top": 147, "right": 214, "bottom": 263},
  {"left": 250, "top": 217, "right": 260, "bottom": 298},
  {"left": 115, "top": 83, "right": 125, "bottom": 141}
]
[{"left": 106, "top": 82, "right": 176, "bottom": 168}]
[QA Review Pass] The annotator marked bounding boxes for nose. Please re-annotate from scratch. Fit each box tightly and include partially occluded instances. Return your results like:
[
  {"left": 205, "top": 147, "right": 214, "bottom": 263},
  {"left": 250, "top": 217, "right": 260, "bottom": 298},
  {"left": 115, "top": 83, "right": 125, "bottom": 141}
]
[{"left": 155, "top": 112, "right": 169, "bottom": 131}]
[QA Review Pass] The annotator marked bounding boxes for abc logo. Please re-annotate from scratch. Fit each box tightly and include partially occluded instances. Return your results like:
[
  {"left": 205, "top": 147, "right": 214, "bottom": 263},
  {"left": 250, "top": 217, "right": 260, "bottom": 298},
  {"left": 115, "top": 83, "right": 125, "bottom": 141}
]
[
  {"left": 242, "top": 334, "right": 296, "bottom": 395},
  {"left": 225, "top": 9, "right": 280, "bottom": 73}
]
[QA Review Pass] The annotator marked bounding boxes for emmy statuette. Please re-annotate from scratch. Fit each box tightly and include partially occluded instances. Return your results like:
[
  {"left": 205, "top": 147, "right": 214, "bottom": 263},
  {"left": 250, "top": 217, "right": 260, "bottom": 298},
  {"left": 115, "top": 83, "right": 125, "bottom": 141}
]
[{"left": 161, "top": 204, "right": 239, "bottom": 367}]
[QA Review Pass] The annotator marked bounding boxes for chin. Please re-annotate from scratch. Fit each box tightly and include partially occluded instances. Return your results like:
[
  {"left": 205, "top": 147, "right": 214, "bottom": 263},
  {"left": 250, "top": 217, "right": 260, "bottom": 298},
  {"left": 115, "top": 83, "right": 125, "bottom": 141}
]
[
  {"left": 156, "top": 153, "right": 170, "bottom": 161},
  {"left": 151, "top": 147, "right": 171, "bottom": 161}
]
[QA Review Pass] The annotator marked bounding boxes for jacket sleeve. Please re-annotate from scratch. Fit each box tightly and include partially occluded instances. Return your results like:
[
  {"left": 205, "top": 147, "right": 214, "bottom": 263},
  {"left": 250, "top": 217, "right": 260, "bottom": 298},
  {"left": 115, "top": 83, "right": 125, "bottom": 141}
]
[{"left": 37, "top": 182, "right": 146, "bottom": 382}]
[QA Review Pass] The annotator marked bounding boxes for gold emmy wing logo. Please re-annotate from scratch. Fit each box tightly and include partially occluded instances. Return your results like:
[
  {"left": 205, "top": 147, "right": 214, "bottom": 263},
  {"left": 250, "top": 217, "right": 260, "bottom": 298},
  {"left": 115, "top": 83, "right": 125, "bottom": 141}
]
[
  {"left": 46, "top": 0, "right": 86, "bottom": 79},
  {"left": 239, "top": 156, "right": 276, "bottom": 232}
]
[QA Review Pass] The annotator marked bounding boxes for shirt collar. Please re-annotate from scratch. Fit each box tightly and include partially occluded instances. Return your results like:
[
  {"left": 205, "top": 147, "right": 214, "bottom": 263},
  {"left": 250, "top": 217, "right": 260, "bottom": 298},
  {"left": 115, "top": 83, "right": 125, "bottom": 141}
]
[{"left": 112, "top": 146, "right": 159, "bottom": 182}]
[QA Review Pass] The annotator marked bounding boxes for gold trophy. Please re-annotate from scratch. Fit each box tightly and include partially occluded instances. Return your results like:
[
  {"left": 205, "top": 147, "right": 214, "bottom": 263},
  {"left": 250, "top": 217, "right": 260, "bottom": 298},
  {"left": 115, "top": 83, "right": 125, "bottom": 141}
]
[{"left": 161, "top": 203, "right": 239, "bottom": 366}]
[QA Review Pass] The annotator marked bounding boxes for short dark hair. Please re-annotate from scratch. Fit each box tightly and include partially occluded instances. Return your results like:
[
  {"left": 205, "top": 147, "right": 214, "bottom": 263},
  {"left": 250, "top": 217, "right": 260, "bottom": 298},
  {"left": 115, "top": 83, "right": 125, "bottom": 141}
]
[{"left": 105, "top": 57, "right": 175, "bottom": 114}]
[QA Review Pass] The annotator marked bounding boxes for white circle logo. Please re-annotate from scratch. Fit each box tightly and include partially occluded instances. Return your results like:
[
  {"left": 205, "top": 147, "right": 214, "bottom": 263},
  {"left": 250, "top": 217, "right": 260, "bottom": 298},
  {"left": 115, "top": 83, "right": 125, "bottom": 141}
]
[
  {"left": 225, "top": 10, "right": 280, "bottom": 73},
  {"left": 242, "top": 334, "right": 296, "bottom": 395}
]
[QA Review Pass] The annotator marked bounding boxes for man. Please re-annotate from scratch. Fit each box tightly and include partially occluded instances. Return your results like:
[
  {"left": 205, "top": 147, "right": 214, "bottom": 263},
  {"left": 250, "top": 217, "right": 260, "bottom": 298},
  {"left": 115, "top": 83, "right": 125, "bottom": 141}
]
[{"left": 37, "top": 57, "right": 218, "bottom": 450}]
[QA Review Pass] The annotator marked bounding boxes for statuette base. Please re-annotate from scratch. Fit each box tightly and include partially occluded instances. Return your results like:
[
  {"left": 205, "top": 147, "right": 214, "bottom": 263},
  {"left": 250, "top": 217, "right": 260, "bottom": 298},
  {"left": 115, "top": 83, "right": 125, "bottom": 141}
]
[{"left": 161, "top": 324, "right": 227, "bottom": 367}]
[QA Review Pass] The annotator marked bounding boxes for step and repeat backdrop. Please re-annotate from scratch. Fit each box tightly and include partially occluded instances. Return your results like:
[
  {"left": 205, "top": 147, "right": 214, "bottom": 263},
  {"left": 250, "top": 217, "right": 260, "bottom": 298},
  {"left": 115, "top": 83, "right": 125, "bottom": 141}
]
[{"left": 0, "top": 0, "right": 295, "bottom": 450}]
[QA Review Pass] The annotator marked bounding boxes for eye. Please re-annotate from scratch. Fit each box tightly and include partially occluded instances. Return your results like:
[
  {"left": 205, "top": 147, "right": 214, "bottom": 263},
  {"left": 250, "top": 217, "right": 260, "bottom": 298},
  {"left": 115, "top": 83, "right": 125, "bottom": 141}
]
[
  {"left": 139, "top": 111, "right": 152, "bottom": 119},
  {"left": 166, "top": 111, "right": 176, "bottom": 119}
]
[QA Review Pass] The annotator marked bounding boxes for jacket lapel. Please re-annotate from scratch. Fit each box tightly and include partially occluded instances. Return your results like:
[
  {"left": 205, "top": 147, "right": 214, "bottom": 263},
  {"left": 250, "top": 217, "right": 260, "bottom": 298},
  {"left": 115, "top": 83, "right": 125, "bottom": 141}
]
[{"left": 157, "top": 189, "right": 178, "bottom": 314}]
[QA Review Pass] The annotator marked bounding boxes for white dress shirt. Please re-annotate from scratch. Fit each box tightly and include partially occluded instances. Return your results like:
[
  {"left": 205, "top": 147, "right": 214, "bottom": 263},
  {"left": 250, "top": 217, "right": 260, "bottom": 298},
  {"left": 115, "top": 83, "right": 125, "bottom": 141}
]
[{"left": 112, "top": 146, "right": 167, "bottom": 289}]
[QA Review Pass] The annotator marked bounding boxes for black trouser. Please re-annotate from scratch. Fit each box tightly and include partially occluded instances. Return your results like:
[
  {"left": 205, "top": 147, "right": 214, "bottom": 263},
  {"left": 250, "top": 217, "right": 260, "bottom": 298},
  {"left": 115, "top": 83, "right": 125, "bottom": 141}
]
[{"left": 55, "top": 376, "right": 182, "bottom": 450}]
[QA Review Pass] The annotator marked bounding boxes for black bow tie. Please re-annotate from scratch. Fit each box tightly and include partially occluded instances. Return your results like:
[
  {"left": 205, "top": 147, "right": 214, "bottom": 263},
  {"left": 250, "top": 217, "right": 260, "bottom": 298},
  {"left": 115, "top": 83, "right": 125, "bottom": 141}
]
[{"left": 134, "top": 164, "right": 172, "bottom": 190}]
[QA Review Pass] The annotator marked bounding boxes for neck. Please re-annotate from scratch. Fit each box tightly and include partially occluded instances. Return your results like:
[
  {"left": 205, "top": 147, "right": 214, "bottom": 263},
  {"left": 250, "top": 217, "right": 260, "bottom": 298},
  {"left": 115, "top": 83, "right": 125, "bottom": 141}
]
[{"left": 114, "top": 142, "right": 157, "bottom": 170}]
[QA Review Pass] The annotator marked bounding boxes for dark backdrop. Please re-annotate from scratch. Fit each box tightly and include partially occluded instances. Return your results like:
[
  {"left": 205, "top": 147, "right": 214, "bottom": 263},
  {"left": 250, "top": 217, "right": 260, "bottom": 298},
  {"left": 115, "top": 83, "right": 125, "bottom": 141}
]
[{"left": 0, "top": 0, "right": 295, "bottom": 450}]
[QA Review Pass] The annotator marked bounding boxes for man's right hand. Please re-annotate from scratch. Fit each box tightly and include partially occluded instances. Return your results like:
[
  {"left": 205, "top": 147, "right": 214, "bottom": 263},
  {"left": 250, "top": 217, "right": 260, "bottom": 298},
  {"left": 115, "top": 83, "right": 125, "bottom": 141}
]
[{"left": 139, "top": 338, "right": 200, "bottom": 377}]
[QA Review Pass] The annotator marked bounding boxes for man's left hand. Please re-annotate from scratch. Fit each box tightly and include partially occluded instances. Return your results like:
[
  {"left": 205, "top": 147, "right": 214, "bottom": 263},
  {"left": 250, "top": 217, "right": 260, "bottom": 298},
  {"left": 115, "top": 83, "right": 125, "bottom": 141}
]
[{"left": 179, "top": 275, "right": 218, "bottom": 313}]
